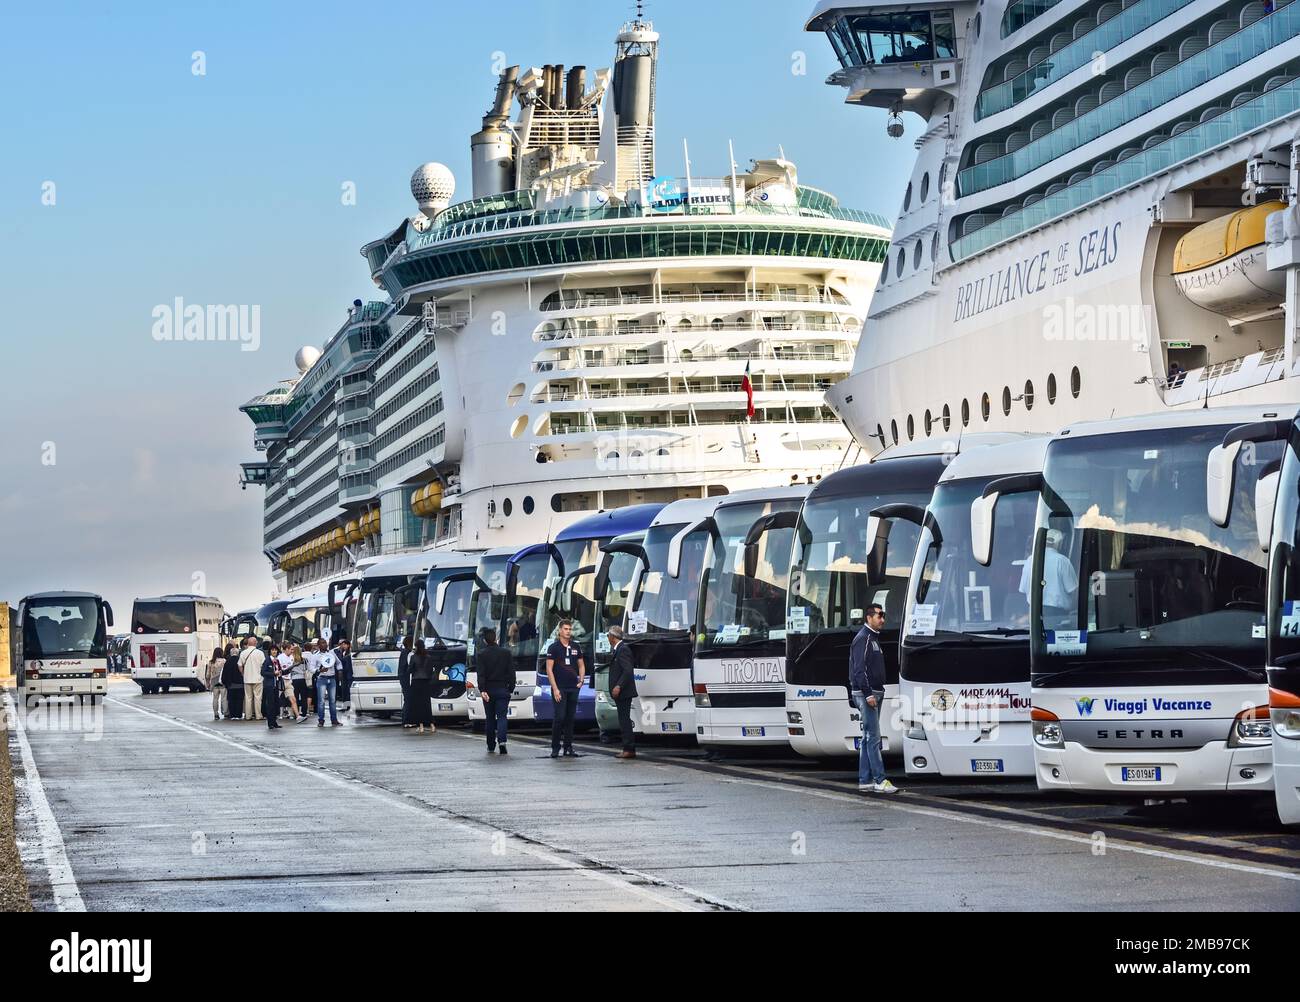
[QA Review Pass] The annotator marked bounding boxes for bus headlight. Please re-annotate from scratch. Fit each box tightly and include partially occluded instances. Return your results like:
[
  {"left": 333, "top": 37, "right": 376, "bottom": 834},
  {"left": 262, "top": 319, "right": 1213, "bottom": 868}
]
[
  {"left": 1269, "top": 708, "right": 1300, "bottom": 740},
  {"left": 906, "top": 722, "right": 926, "bottom": 741},
  {"left": 1032, "top": 708, "right": 1064, "bottom": 749},
  {"left": 1229, "top": 706, "right": 1272, "bottom": 747},
  {"left": 786, "top": 711, "right": 803, "bottom": 725}
]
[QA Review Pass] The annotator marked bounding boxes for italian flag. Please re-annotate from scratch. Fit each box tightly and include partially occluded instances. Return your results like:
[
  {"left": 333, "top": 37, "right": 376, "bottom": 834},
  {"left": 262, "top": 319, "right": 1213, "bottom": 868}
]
[{"left": 742, "top": 361, "right": 755, "bottom": 421}]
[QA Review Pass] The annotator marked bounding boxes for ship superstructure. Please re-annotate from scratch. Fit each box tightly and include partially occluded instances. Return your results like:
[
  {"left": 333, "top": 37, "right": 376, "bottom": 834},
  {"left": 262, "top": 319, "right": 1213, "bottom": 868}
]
[
  {"left": 239, "top": 15, "right": 891, "bottom": 596},
  {"left": 806, "top": 0, "right": 1300, "bottom": 451}
]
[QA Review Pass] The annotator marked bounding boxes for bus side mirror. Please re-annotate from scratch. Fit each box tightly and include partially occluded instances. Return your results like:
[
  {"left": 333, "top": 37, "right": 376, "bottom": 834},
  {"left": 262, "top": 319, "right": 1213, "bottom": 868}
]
[
  {"left": 1256, "top": 469, "right": 1280, "bottom": 552},
  {"left": 971, "top": 493, "right": 998, "bottom": 567},
  {"left": 1207, "top": 442, "right": 1243, "bottom": 529},
  {"left": 436, "top": 580, "right": 452, "bottom": 615},
  {"left": 865, "top": 515, "right": 889, "bottom": 587},
  {"left": 104, "top": 603, "right": 115, "bottom": 629}
]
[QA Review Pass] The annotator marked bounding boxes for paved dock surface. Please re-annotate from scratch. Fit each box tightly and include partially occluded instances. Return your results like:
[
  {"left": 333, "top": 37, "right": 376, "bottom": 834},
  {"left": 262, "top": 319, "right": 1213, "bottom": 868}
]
[{"left": 6, "top": 679, "right": 1298, "bottom": 911}]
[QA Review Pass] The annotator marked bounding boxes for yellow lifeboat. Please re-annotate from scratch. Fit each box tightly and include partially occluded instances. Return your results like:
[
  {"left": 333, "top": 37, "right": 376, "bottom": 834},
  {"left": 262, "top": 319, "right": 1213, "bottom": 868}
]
[{"left": 1173, "top": 201, "right": 1288, "bottom": 321}]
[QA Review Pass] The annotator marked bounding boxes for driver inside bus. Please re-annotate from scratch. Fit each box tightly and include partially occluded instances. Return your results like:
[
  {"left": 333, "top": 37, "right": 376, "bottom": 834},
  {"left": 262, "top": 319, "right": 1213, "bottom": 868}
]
[{"left": 1019, "top": 529, "right": 1080, "bottom": 621}]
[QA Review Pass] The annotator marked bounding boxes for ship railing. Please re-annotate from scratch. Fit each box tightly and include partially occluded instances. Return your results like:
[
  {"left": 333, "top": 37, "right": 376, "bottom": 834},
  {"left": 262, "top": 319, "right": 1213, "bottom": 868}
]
[
  {"left": 532, "top": 347, "right": 853, "bottom": 371},
  {"left": 535, "top": 320, "right": 859, "bottom": 339},
  {"left": 538, "top": 382, "right": 832, "bottom": 402},
  {"left": 539, "top": 291, "right": 853, "bottom": 311}
]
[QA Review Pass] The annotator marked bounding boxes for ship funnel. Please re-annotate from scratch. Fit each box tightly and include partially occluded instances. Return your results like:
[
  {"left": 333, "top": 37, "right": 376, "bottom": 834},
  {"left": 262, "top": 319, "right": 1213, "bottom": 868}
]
[
  {"left": 567, "top": 66, "right": 587, "bottom": 109},
  {"left": 471, "top": 65, "right": 521, "bottom": 200},
  {"left": 486, "top": 65, "right": 519, "bottom": 127}
]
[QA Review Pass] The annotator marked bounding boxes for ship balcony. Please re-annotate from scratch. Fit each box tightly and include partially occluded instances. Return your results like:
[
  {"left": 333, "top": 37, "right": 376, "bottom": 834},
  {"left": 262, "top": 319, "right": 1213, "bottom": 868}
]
[
  {"left": 538, "top": 289, "right": 856, "bottom": 313},
  {"left": 239, "top": 462, "right": 277, "bottom": 487},
  {"left": 338, "top": 483, "right": 376, "bottom": 505},
  {"left": 535, "top": 317, "right": 862, "bottom": 343},
  {"left": 813, "top": 5, "right": 960, "bottom": 109},
  {"left": 533, "top": 377, "right": 836, "bottom": 405},
  {"left": 532, "top": 344, "right": 855, "bottom": 374}
]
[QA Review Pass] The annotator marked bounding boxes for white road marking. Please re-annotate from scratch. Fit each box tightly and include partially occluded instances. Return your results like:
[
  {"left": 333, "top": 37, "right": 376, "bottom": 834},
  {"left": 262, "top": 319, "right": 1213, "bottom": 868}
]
[
  {"left": 3, "top": 694, "right": 86, "bottom": 912},
  {"left": 108, "top": 697, "right": 741, "bottom": 912}
]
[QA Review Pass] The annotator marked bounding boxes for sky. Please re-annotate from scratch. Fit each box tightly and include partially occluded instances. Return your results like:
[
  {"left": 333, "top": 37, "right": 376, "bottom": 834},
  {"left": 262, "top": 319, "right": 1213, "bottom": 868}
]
[{"left": 0, "top": 0, "right": 919, "bottom": 621}]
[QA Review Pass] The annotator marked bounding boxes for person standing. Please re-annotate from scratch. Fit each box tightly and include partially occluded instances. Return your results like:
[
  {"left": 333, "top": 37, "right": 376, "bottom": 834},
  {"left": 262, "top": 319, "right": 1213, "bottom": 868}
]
[
  {"left": 850, "top": 605, "right": 899, "bottom": 795},
  {"left": 313, "top": 638, "right": 341, "bottom": 728},
  {"left": 475, "top": 629, "right": 515, "bottom": 755},
  {"left": 222, "top": 644, "right": 244, "bottom": 720},
  {"left": 206, "top": 647, "right": 227, "bottom": 721},
  {"left": 334, "top": 639, "right": 353, "bottom": 713},
  {"left": 545, "top": 619, "right": 585, "bottom": 759},
  {"left": 288, "top": 645, "right": 308, "bottom": 722},
  {"left": 407, "top": 640, "right": 436, "bottom": 735},
  {"left": 398, "top": 634, "right": 415, "bottom": 730},
  {"left": 606, "top": 626, "right": 638, "bottom": 760},
  {"left": 240, "top": 637, "right": 267, "bottom": 722},
  {"left": 262, "top": 645, "right": 284, "bottom": 730}
]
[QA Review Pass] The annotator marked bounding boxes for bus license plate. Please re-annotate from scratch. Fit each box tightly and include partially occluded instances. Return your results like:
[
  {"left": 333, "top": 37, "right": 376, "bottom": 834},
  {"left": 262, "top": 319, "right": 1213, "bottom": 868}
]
[
  {"left": 742, "top": 726, "right": 766, "bottom": 738},
  {"left": 59, "top": 686, "right": 74, "bottom": 693},
  {"left": 661, "top": 722, "right": 683, "bottom": 733},
  {"left": 438, "top": 703, "right": 454, "bottom": 712},
  {"left": 1122, "top": 766, "right": 1161, "bottom": 783},
  {"left": 971, "top": 759, "right": 1005, "bottom": 774},
  {"left": 158, "top": 673, "right": 171, "bottom": 678}
]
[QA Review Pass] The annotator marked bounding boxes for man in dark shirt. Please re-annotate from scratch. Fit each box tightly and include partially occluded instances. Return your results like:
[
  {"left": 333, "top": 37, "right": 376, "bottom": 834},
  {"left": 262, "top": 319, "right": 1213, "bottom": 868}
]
[
  {"left": 545, "top": 619, "right": 585, "bottom": 759},
  {"left": 850, "top": 604, "right": 899, "bottom": 795},
  {"left": 476, "top": 628, "right": 516, "bottom": 756},
  {"left": 334, "top": 639, "right": 354, "bottom": 712},
  {"left": 398, "top": 634, "right": 414, "bottom": 729},
  {"left": 607, "top": 625, "right": 638, "bottom": 760}
]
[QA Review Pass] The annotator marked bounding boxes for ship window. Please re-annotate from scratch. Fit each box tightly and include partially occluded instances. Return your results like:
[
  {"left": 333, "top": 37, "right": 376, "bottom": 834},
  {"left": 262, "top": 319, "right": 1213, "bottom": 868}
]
[
  {"left": 1002, "top": 387, "right": 1012, "bottom": 416},
  {"left": 921, "top": 173, "right": 931, "bottom": 203},
  {"left": 1024, "top": 380, "right": 1035, "bottom": 411},
  {"left": 924, "top": 410, "right": 933, "bottom": 436},
  {"left": 907, "top": 415, "right": 916, "bottom": 441},
  {"left": 913, "top": 240, "right": 923, "bottom": 271},
  {"left": 551, "top": 495, "right": 563, "bottom": 513},
  {"left": 942, "top": 405, "right": 952, "bottom": 432},
  {"left": 895, "top": 252, "right": 904, "bottom": 279},
  {"left": 903, "top": 183, "right": 913, "bottom": 213},
  {"left": 849, "top": 11, "right": 948, "bottom": 64},
  {"left": 1047, "top": 373, "right": 1058, "bottom": 404},
  {"left": 961, "top": 399, "right": 970, "bottom": 427},
  {"left": 931, "top": 232, "right": 940, "bottom": 263},
  {"left": 523, "top": 497, "right": 535, "bottom": 515},
  {"left": 503, "top": 499, "right": 513, "bottom": 518},
  {"left": 981, "top": 393, "right": 991, "bottom": 422},
  {"left": 876, "top": 423, "right": 886, "bottom": 446},
  {"left": 891, "top": 419, "right": 899, "bottom": 445},
  {"left": 1071, "top": 366, "right": 1081, "bottom": 398}
]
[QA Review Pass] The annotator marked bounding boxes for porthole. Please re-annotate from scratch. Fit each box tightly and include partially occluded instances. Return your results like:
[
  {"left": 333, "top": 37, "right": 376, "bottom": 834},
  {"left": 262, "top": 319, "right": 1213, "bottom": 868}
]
[
  {"left": 891, "top": 419, "right": 899, "bottom": 445},
  {"left": 913, "top": 240, "right": 923, "bottom": 271},
  {"left": 903, "top": 183, "right": 913, "bottom": 213},
  {"left": 551, "top": 495, "right": 563, "bottom": 513},
  {"left": 974, "top": 12, "right": 982, "bottom": 39},
  {"left": 1002, "top": 387, "right": 1012, "bottom": 416},
  {"left": 907, "top": 415, "right": 916, "bottom": 441},
  {"left": 1047, "top": 373, "right": 1058, "bottom": 404},
  {"left": 507, "top": 383, "right": 526, "bottom": 407},
  {"left": 981, "top": 393, "right": 991, "bottom": 422},
  {"left": 895, "top": 252, "right": 905, "bottom": 279},
  {"left": 961, "top": 399, "right": 971, "bottom": 427},
  {"left": 942, "top": 404, "right": 952, "bottom": 432},
  {"left": 1071, "top": 367, "right": 1082, "bottom": 398},
  {"left": 1024, "top": 380, "right": 1035, "bottom": 411},
  {"left": 523, "top": 496, "right": 535, "bottom": 515},
  {"left": 921, "top": 172, "right": 931, "bottom": 203},
  {"left": 502, "top": 498, "right": 513, "bottom": 518},
  {"left": 510, "top": 415, "right": 529, "bottom": 439},
  {"left": 924, "top": 410, "right": 933, "bottom": 436},
  {"left": 931, "top": 232, "right": 939, "bottom": 263}
]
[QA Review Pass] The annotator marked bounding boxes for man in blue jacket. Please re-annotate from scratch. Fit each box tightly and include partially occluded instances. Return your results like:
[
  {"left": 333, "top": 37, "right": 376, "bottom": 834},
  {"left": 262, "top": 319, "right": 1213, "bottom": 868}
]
[{"left": 850, "top": 604, "right": 900, "bottom": 795}]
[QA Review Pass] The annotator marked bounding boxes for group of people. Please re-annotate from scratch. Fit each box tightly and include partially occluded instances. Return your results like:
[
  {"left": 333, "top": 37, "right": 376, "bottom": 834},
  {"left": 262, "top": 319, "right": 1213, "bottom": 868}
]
[{"left": 205, "top": 636, "right": 354, "bottom": 729}]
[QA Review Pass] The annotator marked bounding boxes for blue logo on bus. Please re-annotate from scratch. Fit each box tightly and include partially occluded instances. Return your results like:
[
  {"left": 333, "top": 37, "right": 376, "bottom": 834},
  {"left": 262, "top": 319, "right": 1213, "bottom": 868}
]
[{"left": 1076, "top": 697, "right": 1096, "bottom": 717}]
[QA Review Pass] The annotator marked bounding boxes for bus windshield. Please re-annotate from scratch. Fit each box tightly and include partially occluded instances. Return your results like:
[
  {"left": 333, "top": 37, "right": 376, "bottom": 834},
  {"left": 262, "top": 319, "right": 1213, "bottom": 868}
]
[
  {"left": 908, "top": 480, "right": 1039, "bottom": 639},
  {"left": 1034, "top": 427, "right": 1279, "bottom": 683},
  {"left": 23, "top": 597, "right": 107, "bottom": 659},
  {"left": 597, "top": 546, "right": 643, "bottom": 640},
  {"left": 635, "top": 524, "right": 710, "bottom": 636},
  {"left": 352, "top": 577, "right": 421, "bottom": 653},
  {"left": 132, "top": 601, "right": 196, "bottom": 635},
  {"left": 538, "top": 538, "right": 605, "bottom": 647},
  {"left": 472, "top": 557, "right": 510, "bottom": 643},
  {"left": 504, "top": 553, "right": 548, "bottom": 659},
  {"left": 699, "top": 500, "right": 801, "bottom": 653},
  {"left": 1268, "top": 429, "right": 1300, "bottom": 669},
  {"left": 428, "top": 568, "right": 474, "bottom": 644}
]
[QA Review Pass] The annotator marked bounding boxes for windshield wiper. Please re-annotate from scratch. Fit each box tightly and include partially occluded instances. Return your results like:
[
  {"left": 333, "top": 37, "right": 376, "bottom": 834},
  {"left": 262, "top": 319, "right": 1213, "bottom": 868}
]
[
  {"left": 1180, "top": 648, "right": 1265, "bottom": 682},
  {"left": 969, "top": 627, "right": 1031, "bottom": 639},
  {"left": 707, "top": 636, "right": 777, "bottom": 650},
  {"left": 904, "top": 634, "right": 978, "bottom": 653},
  {"left": 1272, "top": 652, "right": 1300, "bottom": 668}
]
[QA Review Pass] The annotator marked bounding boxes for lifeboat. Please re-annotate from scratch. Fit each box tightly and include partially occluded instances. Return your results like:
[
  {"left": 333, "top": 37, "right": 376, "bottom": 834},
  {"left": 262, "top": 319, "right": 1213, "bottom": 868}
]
[{"left": 1173, "top": 201, "right": 1287, "bottom": 321}]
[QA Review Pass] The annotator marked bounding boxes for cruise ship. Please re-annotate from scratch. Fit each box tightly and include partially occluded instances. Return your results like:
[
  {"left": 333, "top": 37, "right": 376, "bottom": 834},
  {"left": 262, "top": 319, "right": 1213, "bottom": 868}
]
[
  {"left": 805, "top": 0, "right": 1300, "bottom": 450},
  {"left": 238, "top": 15, "right": 891, "bottom": 596}
]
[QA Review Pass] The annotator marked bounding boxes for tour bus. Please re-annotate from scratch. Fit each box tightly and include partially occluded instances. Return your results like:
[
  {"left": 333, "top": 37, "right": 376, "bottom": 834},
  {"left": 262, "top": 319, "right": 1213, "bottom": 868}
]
[
  {"left": 785, "top": 444, "right": 956, "bottom": 760},
  {"left": 463, "top": 547, "right": 526, "bottom": 721},
  {"left": 422, "top": 556, "right": 478, "bottom": 718},
  {"left": 977, "top": 408, "right": 1283, "bottom": 795},
  {"left": 669, "top": 486, "right": 810, "bottom": 749},
  {"left": 898, "top": 437, "right": 1048, "bottom": 778},
  {"left": 348, "top": 552, "right": 477, "bottom": 719},
  {"left": 602, "top": 498, "right": 718, "bottom": 740},
  {"left": 222, "top": 609, "right": 259, "bottom": 644},
  {"left": 534, "top": 507, "right": 666, "bottom": 729},
  {"left": 1211, "top": 412, "right": 1300, "bottom": 823},
  {"left": 591, "top": 530, "right": 652, "bottom": 740},
  {"left": 130, "top": 595, "right": 226, "bottom": 694},
  {"left": 19, "top": 592, "right": 114, "bottom": 706}
]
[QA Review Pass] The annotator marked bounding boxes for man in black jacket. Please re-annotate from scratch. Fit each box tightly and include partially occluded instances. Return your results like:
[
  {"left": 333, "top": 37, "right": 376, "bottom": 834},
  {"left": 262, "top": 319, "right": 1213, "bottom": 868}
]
[
  {"left": 607, "top": 626, "right": 638, "bottom": 760},
  {"left": 850, "top": 604, "right": 899, "bottom": 795},
  {"left": 398, "top": 635, "right": 414, "bottom": 730},
  {"left": 476, "top": 628, "right": 516, "bottom": 755}
]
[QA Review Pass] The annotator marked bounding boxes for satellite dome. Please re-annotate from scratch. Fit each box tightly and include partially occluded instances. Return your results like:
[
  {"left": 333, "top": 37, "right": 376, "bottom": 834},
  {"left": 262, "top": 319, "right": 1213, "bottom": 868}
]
[
  {"left": 295, "top": 346, "right": 322, "bottom": 374},
  {"left": 411, "top": 163, "right": 456, "bottom": 218}
]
